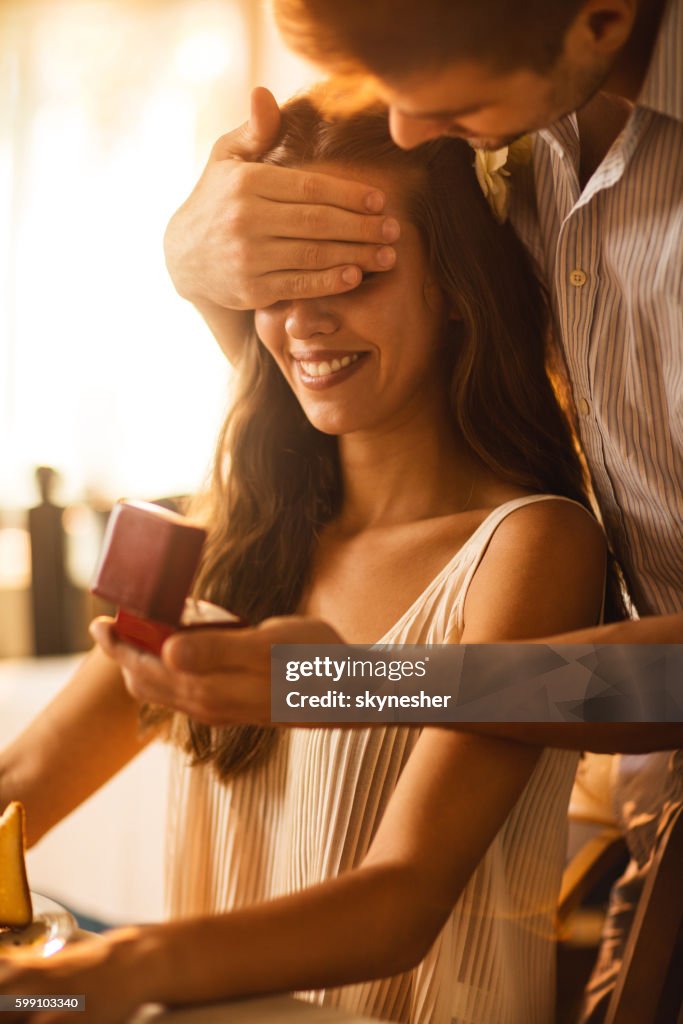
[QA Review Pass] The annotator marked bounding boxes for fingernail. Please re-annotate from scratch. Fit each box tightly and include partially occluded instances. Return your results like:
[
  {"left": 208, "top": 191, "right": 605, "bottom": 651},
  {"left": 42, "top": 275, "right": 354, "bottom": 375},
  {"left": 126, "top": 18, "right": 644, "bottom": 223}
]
[
  {"left": 362, "top": 192, "right": 385, "bottom": 215},
  {"left": 365, "top": 190, "right": 385, "bottom": 212},
  {"left": 377, "top": 246, "right": 396, "bottom": 267},
  {"left": 341, "top": 266, "right": 361, "bottom": 285},
  {"left": 382, "top": 218, "right": 400, "bottom": 242}
]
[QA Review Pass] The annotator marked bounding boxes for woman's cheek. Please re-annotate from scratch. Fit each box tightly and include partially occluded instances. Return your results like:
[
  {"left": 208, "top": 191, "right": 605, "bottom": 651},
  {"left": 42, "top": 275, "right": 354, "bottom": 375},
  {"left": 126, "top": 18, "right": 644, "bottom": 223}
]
[{"left": 254, "top": 308, "right": 285, "bottom": 360}]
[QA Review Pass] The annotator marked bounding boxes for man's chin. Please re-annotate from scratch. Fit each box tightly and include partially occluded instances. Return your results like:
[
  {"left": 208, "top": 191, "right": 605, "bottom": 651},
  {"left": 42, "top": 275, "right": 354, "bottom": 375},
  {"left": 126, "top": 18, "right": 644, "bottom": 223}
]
[{"left": 465, "top": 132, "right": 527, "bottom": 151}]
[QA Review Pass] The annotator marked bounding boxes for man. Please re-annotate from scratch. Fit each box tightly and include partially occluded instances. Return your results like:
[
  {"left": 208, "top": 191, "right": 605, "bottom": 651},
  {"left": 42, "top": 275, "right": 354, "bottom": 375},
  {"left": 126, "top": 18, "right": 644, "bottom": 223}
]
[{"left": 125, "top": 0, "right": 682, "bottom": 1017}]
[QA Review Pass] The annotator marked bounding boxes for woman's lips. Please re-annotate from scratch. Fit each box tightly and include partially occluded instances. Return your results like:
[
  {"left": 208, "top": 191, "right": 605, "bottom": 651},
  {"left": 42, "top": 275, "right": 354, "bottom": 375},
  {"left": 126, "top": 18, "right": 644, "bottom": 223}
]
[{"left": 292, "top": 351, "right": 370, "bottom": 389}]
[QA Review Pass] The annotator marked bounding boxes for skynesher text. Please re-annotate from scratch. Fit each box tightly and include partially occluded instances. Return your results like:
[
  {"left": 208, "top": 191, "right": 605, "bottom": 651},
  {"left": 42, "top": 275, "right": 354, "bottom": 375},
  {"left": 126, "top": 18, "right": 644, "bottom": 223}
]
[{"left": 286, "top": 690, "right": 452, "bottom": 710}]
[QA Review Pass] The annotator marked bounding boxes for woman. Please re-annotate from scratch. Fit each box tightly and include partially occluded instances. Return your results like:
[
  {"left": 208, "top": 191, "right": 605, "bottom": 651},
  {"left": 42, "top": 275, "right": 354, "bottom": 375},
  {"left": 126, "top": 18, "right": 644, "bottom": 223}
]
[{"left": 0, "top": 97, "right": 614, "bottom": 1024}]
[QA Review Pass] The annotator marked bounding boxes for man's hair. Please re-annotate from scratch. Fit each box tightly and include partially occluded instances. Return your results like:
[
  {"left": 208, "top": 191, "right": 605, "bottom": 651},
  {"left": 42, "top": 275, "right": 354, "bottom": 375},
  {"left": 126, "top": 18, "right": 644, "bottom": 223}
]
[{"left": 274, "top": 0, "right": 584, "bottom": 77}]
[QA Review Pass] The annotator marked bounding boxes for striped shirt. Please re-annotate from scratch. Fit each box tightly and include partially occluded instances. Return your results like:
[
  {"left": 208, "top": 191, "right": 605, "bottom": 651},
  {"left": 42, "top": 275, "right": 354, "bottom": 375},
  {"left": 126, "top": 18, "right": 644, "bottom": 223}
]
[{"left": 511, "top": 0, "right": 683, "bottom": 617}]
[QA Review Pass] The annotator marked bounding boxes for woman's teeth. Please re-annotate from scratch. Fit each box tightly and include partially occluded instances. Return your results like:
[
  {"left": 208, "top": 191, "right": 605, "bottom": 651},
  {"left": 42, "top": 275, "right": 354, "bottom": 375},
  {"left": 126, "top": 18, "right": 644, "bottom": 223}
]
[{"left": 299, "top": 353, "right": 360, "bottom": 378}]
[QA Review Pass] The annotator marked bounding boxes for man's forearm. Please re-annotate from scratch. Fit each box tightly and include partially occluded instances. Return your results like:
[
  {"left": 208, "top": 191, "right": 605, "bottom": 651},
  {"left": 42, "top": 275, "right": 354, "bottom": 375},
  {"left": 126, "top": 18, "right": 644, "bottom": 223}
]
[
  {"left": 454, "top": 613, "right": 683, "bottom": 752},
  {"left": 540, "top": 612, "right": 683, "bottom": 645},
  {"left": 449, "top": 722, "right": 682, "bottom": 752}
]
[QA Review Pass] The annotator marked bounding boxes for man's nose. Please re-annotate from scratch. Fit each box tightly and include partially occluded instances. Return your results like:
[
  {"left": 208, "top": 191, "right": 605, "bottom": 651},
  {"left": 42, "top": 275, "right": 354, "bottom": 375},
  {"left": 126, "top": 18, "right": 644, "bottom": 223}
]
[
  {"left": 388, "top": 107, "right": 447, "bottom": 149},
  {"left": 285, "top": 299, "right": 339, "bottom": 340}
]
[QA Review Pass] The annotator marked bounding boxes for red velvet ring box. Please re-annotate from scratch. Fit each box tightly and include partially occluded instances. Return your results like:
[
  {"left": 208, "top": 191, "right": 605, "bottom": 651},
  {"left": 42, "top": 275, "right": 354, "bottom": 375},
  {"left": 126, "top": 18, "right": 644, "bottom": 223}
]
[{"left": 91, "top": 500, "right": 242, "bottom": 655}]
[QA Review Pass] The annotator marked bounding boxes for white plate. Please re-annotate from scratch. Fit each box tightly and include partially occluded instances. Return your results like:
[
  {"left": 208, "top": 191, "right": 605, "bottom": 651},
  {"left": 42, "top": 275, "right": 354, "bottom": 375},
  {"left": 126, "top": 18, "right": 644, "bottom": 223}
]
[{"left": 0, "top": 892, "right": 76, "bottom": 957}]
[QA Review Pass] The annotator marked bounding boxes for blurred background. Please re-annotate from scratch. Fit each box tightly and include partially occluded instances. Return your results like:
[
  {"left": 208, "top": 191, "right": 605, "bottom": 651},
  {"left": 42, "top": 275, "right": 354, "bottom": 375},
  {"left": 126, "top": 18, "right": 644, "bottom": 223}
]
[
  {"left": 0, "top": 0, "right": 315, "bottom": 659},
  {"left": 0, "top": 0, "right": 314, "bottom": 928}
]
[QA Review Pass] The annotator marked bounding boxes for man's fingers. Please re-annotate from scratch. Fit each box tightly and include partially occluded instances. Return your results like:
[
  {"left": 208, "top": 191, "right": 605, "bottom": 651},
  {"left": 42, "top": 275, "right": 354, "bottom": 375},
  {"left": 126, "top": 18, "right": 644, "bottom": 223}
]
[
  {"left": 264, "top": 203, "right": 400, "bottom": 246},
  {"left": 211, "top": 87, "right": 282, "bottom": 162},
  {"left": 254, "top": 239, "right": 397, "bottom": 274},
  {"left": 247, "top": 86, "right": 283, "bottom": 151},
  {"left": 254, "top": 165, "right": 386, "bottom": 214},
  {"left": 209, "top": 96, "right": 388, "bottom": 217},
  {"left": 255, "top": 266, "right": 368, "bottom": 304}
]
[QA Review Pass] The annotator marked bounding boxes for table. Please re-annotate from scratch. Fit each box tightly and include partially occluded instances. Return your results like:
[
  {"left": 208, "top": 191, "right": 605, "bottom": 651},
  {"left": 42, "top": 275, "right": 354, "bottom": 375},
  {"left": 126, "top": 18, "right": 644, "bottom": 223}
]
[
  {"left": 138, "top": 994, "right": 381, "bottom": 1023},
  {"left": 0, "top": 654, "right": 169, "bottom": 925}
]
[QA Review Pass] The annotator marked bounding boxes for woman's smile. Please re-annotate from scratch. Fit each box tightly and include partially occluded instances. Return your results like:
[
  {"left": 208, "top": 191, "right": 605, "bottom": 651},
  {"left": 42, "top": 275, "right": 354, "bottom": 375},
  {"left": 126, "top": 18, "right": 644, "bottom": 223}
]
[{"left": 291, "top": 349, "right": 370, "bottom": 388}]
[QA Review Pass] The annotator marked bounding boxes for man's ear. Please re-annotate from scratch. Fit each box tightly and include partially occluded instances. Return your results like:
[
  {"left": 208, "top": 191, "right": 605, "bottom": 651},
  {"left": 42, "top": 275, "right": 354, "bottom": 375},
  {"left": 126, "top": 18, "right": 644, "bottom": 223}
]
[{"left": 564, "top": 0, "right": 635, "bottom": 59}]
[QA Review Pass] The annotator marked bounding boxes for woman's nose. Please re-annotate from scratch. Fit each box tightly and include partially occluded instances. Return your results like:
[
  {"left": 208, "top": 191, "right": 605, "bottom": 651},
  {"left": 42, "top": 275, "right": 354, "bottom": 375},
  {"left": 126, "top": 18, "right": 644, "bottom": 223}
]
[{"left": 284, "top": 299, "right": 340, "bottom": 341}]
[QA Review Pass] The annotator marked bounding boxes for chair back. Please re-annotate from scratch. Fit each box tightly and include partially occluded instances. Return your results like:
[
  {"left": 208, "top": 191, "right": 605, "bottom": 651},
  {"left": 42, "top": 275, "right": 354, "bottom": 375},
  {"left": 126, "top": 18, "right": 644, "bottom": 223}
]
[{"left": 605, "top": 803, "right": 683, "bottom": 1024}]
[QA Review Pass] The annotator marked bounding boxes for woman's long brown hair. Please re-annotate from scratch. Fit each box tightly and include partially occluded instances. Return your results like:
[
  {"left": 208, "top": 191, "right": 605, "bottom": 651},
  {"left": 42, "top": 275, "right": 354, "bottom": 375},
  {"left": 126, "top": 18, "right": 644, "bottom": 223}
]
[{"left": 146, "top": 96, "right": 625, "bottom": 778}]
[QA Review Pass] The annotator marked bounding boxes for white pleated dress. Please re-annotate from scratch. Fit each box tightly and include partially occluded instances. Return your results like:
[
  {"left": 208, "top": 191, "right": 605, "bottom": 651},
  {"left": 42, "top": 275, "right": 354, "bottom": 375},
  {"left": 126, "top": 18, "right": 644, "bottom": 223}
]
[{"left": 165, "top": 495, "right": 582, "bottom": 1024}]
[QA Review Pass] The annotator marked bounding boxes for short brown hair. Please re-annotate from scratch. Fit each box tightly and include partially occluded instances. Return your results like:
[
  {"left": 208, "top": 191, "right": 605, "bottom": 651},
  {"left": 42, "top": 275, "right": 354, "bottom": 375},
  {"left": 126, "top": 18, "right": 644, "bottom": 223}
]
[{"left": 274, "top": 0, "right": 583, "bottom": 79}]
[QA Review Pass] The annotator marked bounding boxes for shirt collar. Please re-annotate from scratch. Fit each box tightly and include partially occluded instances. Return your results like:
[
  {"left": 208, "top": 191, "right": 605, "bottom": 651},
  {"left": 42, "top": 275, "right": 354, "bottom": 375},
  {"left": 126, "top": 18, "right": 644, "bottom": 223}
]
[
  {"left": 539, "top": 0, "right": 683, "bottom": 156},
  {"left": 537, "top": 114, "right": 579, "bottom": 166},
  {"left": 637, "top": 0, "right": 683, "bottom": 123}
]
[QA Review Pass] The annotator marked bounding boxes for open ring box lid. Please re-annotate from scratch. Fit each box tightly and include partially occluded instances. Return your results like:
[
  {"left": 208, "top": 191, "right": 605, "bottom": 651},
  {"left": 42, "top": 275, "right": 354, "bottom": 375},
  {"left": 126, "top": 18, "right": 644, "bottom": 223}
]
[{"left": 91, "top": 500, "right": 242, "bottom": 655}]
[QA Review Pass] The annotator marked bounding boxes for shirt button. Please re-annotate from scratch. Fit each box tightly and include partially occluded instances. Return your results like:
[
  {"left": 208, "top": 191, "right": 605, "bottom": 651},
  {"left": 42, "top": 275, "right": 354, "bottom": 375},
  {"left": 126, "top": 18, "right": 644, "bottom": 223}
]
[
  {"left": 577, "top": 397, "right": 591, "bottom": 416},
  {"left": 570, "top": 269, "right": 587, "bottom": 287}
]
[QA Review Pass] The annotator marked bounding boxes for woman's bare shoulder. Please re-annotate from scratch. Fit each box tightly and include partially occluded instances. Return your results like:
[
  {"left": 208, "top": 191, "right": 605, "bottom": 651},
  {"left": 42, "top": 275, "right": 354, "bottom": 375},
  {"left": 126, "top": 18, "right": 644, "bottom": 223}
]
[
  {"left": 460, "top": 496, "right": 606, "bottom": 642},
  {"left": 489, "top": 495, "right": 604, "bottom": 551}
]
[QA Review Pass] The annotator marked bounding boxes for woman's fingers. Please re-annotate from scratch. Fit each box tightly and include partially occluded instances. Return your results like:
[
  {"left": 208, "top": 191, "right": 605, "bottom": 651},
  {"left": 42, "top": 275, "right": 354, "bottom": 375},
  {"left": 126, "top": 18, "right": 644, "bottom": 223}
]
[
  {"left": 89, "top": 615, "right": 343, "bottom": 724},
  {"left": 0, "top": 935, "right": 144, "bottom": 1024},
  {"left": 87, "top": 617, "right": 117, "bottom": 656},
  {"left": 162, "top": 628, "right": 251, "bottom": 673},
  {"left": 89, "top": 618, "right": 265, "bottom": 722},
  {"left": 89, "top": 619, "right": 186, "bottom": 705},
  {"left": 165, "top": 616, "right": 342, "bottom": 675}
]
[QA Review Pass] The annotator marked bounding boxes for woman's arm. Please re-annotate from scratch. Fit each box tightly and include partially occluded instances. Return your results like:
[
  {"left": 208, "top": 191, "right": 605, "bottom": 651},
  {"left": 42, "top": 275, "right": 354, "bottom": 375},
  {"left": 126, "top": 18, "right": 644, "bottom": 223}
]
[
  {"left": 0, "top": 727, "right": 540, "bottom": 1021},
  {"left": 139, "top": 729, "right": 541, "bottom": 1004},
  {"left": 0, "top": 648, "right": 152, "bottom": 846}
]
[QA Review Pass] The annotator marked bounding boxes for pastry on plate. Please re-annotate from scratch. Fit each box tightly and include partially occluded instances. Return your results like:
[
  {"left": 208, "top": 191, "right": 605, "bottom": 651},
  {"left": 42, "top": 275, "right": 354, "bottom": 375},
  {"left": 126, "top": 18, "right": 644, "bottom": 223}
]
[{"left": 0, "top": 801, "right": 33, "bottom": 929}]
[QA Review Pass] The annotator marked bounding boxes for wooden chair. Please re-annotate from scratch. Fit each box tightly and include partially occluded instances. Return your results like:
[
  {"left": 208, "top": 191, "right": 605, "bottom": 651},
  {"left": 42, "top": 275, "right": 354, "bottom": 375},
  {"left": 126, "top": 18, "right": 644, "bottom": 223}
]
[
  {"left": 557, "top": 803, "right": 683, "bottom": 1024},
  {"left": 603, "top": 802, "right": 683, "bottom": 1024},
  {"left": 558, "top": 824, "right": 626, "bottom": 933}
]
